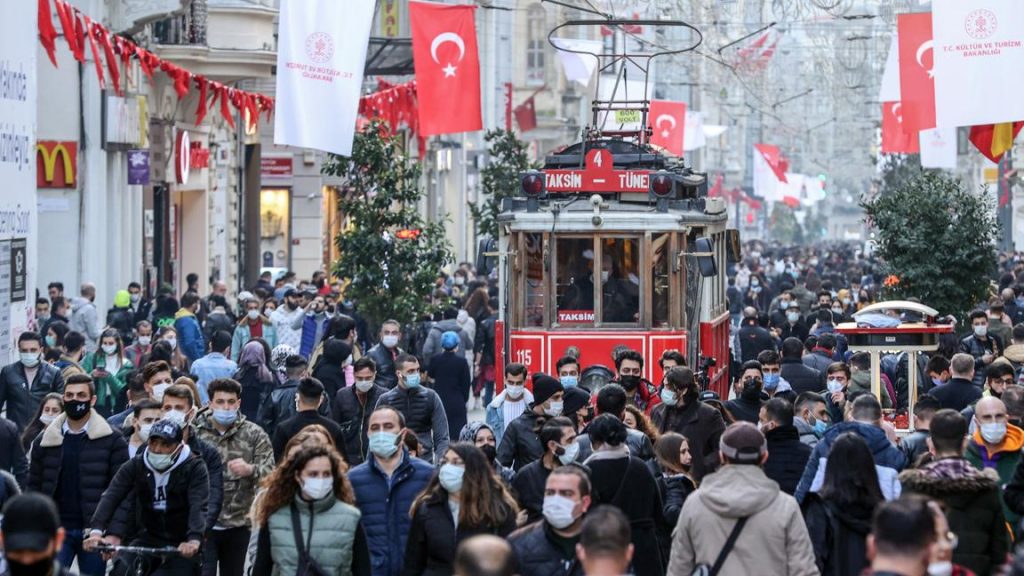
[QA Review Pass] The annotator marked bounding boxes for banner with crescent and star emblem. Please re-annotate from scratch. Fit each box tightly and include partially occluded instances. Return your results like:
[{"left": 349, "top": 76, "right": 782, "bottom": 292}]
[
  {"left": 410, "top": 1, "right": 483, "bottom": 136},
  {"left": 273, "top": 0, "right": 375, "bottom": 156},
  {"left": 881, "top": 102, "right": 920, "bottom": 154},
  {"left": 897, "top": 13, "right": 935, "bottom": 134},
  {"left": 648, "top": 100, "right": 686, "bottom": 156}
]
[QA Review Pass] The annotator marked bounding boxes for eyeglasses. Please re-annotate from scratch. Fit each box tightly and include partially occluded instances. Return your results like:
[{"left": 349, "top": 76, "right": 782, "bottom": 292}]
[{"left": 996, "top": 377, "right": 1016, "bottom": 385}]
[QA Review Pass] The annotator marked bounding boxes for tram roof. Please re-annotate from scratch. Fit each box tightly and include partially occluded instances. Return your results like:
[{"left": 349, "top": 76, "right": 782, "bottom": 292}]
[{"left": 498, "top": 197, "right": 728, "bottom": 233}]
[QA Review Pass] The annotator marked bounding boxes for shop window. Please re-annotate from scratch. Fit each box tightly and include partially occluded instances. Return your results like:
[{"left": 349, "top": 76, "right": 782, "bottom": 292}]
[
  {"left": 601, "top": 237, "right": 640, "bottom": 324},
  {"left": 556, "top": 237, "right": 596, "bottom": 325},
  {"left": 260, "top": 189, "right": 290, "bottom": 270}
]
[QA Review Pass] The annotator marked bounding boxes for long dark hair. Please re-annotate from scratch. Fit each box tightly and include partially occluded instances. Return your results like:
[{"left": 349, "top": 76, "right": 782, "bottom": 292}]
[
  {"left": 411, "top": 443, "right": 518, "bottom": 528},
  {"left": 820, "top": 432, "right": 884, "bottom": 510}
]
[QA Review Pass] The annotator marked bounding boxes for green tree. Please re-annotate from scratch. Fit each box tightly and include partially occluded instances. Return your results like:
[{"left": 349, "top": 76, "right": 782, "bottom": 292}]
[
  {"left": 861, "top": 171, "right": 997, "bottom": 319},
  {"left": 322, "top": 122, "right": 453, "bottom": 328},
  {"left": 470, "top": 129, "right": 535, "bottom": 239},
  {"left": 769, "top": 202, "right": 803, "bottom": 244},
  {"left": 876, "top": 154, "right": 924, "bottom": 197}
]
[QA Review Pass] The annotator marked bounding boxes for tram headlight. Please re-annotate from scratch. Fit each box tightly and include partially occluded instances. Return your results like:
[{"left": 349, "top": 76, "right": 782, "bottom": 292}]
[
  {"left": 649, "top": 171, "right": 673, "bottom": 198},
  {"left": 520, "top": 171, "right": 545, "bottom": 197}
]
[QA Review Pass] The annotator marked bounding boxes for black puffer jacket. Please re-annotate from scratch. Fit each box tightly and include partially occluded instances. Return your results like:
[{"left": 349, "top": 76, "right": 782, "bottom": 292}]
[
  {"left": 650, "top": 400, "right": 725, "bottom": 481},
  {"left": 763, "top": 424, "right": 813, "bottom": 495},
  {"left": 0, "top": 362, "right": 64, "bottom": 431},
  {"left": 27, "top": 411, "right": 129, "bottom": 524},
  {"left": 780, "top": 358, "right": 822, "bottom": 396},
  {"left": 496, "top": 410, "right": 546, "bottom": 472},
  {"left": 801, "top": 493, "right": 873, "bottom": 576},
  {"left": 365, "top": 343, "right": 401, "bottom": 390},
  {"left": 333, "top": 384, "right": 387, "bottom": 466},
  {"left": 509, "top": 521, "right": 583, "bottom": 576},
  {"left": 403, "top": 492, "right": 516, "bottom": 576},
  {"left": 900, "top": 458, "right": 1008, "bottom": 576},
  {"left": 376, "top": 385, "right": 450, "bottom": 463},
  {"left": 90, "top": 447, "right": 210, "bottom": 544},
  {"left": 258, "top": 379, "right": 332, "bottom": 434}
]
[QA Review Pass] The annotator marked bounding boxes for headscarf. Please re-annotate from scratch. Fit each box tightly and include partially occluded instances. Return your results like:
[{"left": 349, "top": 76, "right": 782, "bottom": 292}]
[
  {"left": 458, "top": 421, "right": 493, "bottom": 444},
  {"left": 239, "top": 341, "right": 273, "bottom": 382},
  {"left": 271, "top": 344, "right": 297, "bottom": 371}
]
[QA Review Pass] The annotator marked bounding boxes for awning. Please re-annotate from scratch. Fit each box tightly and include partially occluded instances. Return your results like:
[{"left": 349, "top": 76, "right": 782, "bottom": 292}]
[{"left": 364, "top": 37, "right": 414, "bottom": 76}]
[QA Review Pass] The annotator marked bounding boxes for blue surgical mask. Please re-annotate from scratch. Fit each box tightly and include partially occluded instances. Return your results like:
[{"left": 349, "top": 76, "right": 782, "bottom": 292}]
[
  {"left": 438, "top": 463, "right": 465, "bottom": 493},
  {"left": 404, "top": 373, "right": 421, "bottom": 389},
  {"left": 763, "top": 373, "right": 780, "bottom": 391},
  {"left": 813, "top": 419, "right": 828, "bottom": 437},
  {"left": 212, "top": 409, "right": 238, "bottom": 426},
  {"left": 369, "top": 431, "right": 400, "bottom": 458},
  {"left": 932, "top": 377, "right": 945, "bottom": 388},
  {"left": 560, "top": 376, "right": 578, "bottom": 389}
]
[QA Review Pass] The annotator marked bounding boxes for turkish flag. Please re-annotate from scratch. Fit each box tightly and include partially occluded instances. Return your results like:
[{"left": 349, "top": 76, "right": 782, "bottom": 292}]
[
  {"left": 649, "top": 100, "right": 686, "bottom": 156},
  {"left": 410, "top": 1, "right": 482, "bottom": 136},
  {"left": 514, "top": 96, "right": 537, "bottom": 132},
  {"left": 897, "top": 13, "right": 935, "bottom": 133},
  {"left": 881, "top": 102, "right": 920, "bottom": 154},
  {"left": 754, "top": 144, "right": 789, "bottom": 183}
]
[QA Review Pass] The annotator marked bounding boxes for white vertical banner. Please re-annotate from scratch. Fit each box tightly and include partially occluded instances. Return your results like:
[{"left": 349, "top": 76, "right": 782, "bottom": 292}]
[
  {"left": 0, "top": 0, "right": 36, "bottom": 362},
  {"left": 879, "top": 36, "right": 901, "bottom": 102},
  {"left": 933, "top": 0, "right": 1024, "bottom": 127},
  {"left": 683, "top": 111, "right": 705, "bottom": 151},
  {"left": 753, "top": 152, "right": 782, "bottom": 202},
  {"left": 550, "top": 38, "right": 601, "bottom": 87},
  {"left": 919, "top": 127, "right": 958, "bottom": 170},
  {"left": 274, "top": 0, "right": 376, "bottom": 156}
]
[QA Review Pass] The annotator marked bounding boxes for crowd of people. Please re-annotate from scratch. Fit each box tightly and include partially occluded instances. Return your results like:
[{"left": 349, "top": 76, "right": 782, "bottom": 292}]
[{"left": 6, "top": 247, "right": 1024, "bottom": 576}]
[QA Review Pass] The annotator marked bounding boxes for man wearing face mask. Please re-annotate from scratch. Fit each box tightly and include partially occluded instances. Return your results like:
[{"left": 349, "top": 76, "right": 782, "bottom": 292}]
[
  {"left": 376, "top": 354, "right": 450, "bottom": 464},
  {"left": 2, "top": 494, "right": 74, "bottom": 576},
  {"left": 295, "top": 292, "right": 330, "bottom": 360},
  {"left": 508, "top": 466, "right": 591, "bottom": 576},
  {"left": 651, "top": 367, "right": 726, "bottom": 481},
  {"left": 366, "top": 320, "right": 404, "bottom": 389},
  {"left": 793, "top": 392, "right": 829, "bottom": 446},
  {"left": 725, "top": 361, "right": 767, "bottom": 424},
  {"left": 485, "top": 364, "right": 534, "bottom": 444},
  {"left": 737, "top": 308, "right": 776, "bottom": 365},
  {"left": 333, "top": 357, "right": 387, "bottom": 466},
  {"left": 85, "top": 420, "right": 209, "bottom": 575},
  {"left": 124, "top": 399, "right": 163, "bottom": 459},
  {"left": 613, "top": 350, "right": 661, "bottom": 414},
  {"left": 757, "top": 350, "right": 795, "bottom": 402},
  {"left": 349, "top": 407, "right": 434, "bottom": 576},
  {"left": 194, "top": 379, "right": 274, "bottom": 576},
  {"left": 965, "top": 396, "right": 1024, "bottom": 536},
  {"left": 270, "top": 377, "right": 344, "bottom": 459},
  {"left": 124, "top": 320, "right": 153, "bottom": 367},
  {"left": 258, "top": 355, "right": 330, "bottom": 434},
  {"left": 28, "top": 374, "right": 128, "bottom": 576},
  {"left": 960, "top": 310, "right": 1004, "bottom": 388},
  {"left": 512, "top": 417, "right": 578, "bottom": 524},
  {"left": 496, "top": 374, "right": 563, "bottom": 472},
  {"left": 758, "top": 399, "right": 812, "bottom": 496},
  {"left": 0, "top": 332, "right": 65, "bottom": 433}
]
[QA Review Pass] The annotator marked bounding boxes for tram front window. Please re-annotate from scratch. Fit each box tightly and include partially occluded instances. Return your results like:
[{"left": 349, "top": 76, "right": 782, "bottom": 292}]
[
  {"left": 601, "top": 238, "right": 640, "bottom": 324},
  {"left": 556, "top": 238, "right": 596, "bottom": 324}
]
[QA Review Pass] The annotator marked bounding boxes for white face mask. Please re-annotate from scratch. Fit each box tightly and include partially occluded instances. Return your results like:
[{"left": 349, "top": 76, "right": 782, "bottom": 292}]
[
  {"left": 301, "top": 477, "right": 334, "bottom": 500},
  {"left": 557, "top": 441, "right": 580, "bottom": 465},
  {"left": 505, "top": 384, "right": 524, "bottom": 400},
  {"left": 381, "top": 335, "right": 399, "bottom": 348},
  {"left": 974, "top": 325, "right": 988, "bottom": 338},
  {"left": 101, "top": 344, "right": 118, "bottom": 355},
  {"left": 826, "top": 378, "right": 844, "bottom": 394},
  {"left": 138, "top": 336, "right": 152, "bottom": 347},
  {"left": 247, "top": 309, "right": 261, "bottom": 321},
  {"left": 980, "top": 422, "right": 1007, "bottom": 444},
  {"left": 544, "top": 400, "right": 563, "bottom": 417},
  {"left": 600, "top": 270, "right": 610, "bottom": 283},
  {"left": 163, "top": 409, "right": 190, "bottom": 428},
  {"left": 164, "top": 338, "right": 177, "bottom": 350},
  {"left": 355, "top": 379, "right": 375, "bottom": 393},
  {"left": 152, "top": 383, "right": 171, "bottom": 402},
  {"left": 786, "top": 311, "right": 801, "bottom": 323},
  {"left": 39, "top": 413, "right": 56, "bottom": 425},
  {"left": 542, "top": 495, "right": 579, "bottom": 529},
  {"left": 927, "top": 561, "right": 953, "bottom": 576},
  {"left": 138, "top": 423, "right": 153, "bottom": 442}
]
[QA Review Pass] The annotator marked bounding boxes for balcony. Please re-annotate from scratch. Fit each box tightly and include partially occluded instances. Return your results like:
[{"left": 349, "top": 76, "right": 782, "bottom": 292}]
[{"left": 150, "top": 0, "right": 277, "bottom": 82}]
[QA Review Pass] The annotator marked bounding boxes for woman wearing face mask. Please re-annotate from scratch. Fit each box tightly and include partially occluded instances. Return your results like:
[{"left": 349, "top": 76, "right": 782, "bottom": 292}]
[
  {"left": 651, "top": 367, "right": 726, "bottom": 482},
  {"left": 233, "top": 340, "right": 278, "bottom": 422},
  {"left": 252, "top": 445, "right": 370, "bottom": 576},
  {"left": 144, "top": 327, "right": 190, "bottom": 378},
  {"left": 511, "top": 417, "right": 578, "bottom": 525},
  {"left": 802, "top": 433, "right": 883, "bottom": 576},
  {"left": 231, "top": 299, "right": 277, "bottom": 361},
  {"left": 623, "top": 405, "right": 660, "bottom": 447},
  {"left": 43, "top": 321, "right": 69, "bottom": 353},
  {"left": 403, "top": 443, "right": 518, "bottom": 576},
  {"left": 583, "top": 414, "right": 664, "bottom": 576},
  {"left": 82, "top": 328, "right": 134, "bottom": 416},
  {"left": 457, "top": 421, "right": 514, "bottom": 485},
  {"left": 20, "top": 393, "right": 62, "bottom": 451},
  {"left": 651, "top": 432, "right": 696, "bottom": 563}
]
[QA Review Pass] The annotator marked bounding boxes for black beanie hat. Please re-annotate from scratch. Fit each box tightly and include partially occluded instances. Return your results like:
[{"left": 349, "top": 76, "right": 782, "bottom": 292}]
[
  {"left": 531, "top": 373, "right": 563, "bottom": 407},
  {"left": 562, "top": 386, "right": 591, "bottom": 416}
]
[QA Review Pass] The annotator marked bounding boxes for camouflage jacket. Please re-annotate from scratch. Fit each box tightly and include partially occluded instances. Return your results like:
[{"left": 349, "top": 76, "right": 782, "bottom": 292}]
[{"left": 194, "top": 411, "right": 275, "bottom": 528}]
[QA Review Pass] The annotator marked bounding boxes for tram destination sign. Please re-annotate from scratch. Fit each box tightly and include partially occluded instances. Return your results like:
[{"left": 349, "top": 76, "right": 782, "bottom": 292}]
[{"left": 544, "top": 148, "right": 650, "bottom": 194}]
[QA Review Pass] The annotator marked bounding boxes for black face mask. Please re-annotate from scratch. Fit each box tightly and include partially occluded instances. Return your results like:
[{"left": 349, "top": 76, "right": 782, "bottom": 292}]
[
  {"left": 619, "top": 375, "right": 640, "bottom": 392},
  {"left": 480, "top": 444, "right": 497, "bottom": 462},
  {"left": 64, "top": 399, "right": 90, "bottom": 421},
  {"left": 8, "top": 554, "right": 55, "bottom": 576},
  {"left": 741, "top": 379, "right": 762, "bottom": 400}
]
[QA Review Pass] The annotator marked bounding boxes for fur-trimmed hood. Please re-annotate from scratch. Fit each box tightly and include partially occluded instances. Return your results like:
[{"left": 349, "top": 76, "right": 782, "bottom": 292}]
[
  {"left": 39, "top": 409, "right": 115, "bottom": 448},
  {"left": 899, "top": 457, "right": 1000, "bottom": 500}
]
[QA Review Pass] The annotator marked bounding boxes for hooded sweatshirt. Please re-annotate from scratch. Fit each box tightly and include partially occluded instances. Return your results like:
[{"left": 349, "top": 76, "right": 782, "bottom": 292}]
[
  {"left": 966, "top": 423, "right": 1024, "bottom": 533},
  {"left": 667, "top": 464, "right": 818, "bottom": 576},
  {"left": 796, "top": 421, "right": 906, "bottom": 503},
  {"left": 143, "top": 444, "right": 192, "bottom": 511}
]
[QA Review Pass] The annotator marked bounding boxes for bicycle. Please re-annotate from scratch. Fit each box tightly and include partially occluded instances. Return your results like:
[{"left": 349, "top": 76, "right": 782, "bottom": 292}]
[{"left": 93, "top": 544, "right": 184, "bottom": 576}]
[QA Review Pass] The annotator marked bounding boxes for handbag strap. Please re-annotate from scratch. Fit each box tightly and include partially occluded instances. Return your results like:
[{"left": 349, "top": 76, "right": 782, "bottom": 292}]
[
  {"left": 709, "top": 517, "right": 748, "bottom": 576},
  {"left": 290, "top": 503, "right": 312, "bottom": 560}
]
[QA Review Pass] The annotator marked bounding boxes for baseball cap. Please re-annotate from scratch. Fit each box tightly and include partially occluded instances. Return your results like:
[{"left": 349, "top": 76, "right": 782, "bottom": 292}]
[
  {"left": 2, "top": 493, "right": 60, "bottom": 551},
  {"left": 149, "top": 419, "right": 184, "bottom": 444},
  {"left": 719, "top": 422, "right": 766, "bottom": 464}
]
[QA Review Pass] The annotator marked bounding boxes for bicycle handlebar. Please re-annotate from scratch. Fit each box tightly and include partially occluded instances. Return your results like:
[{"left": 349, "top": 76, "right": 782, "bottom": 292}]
[{"left": 93, "top": 544, "right": 182, "bottom": 556}]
